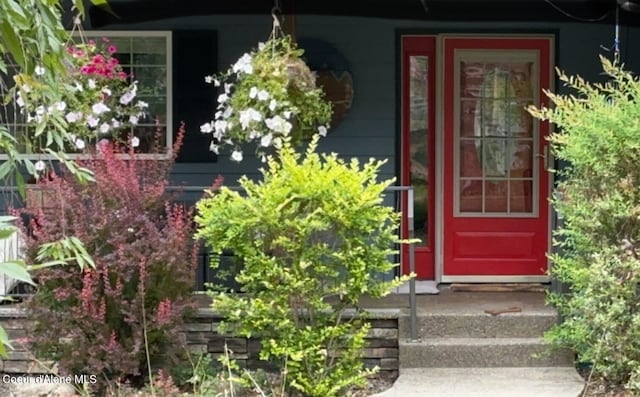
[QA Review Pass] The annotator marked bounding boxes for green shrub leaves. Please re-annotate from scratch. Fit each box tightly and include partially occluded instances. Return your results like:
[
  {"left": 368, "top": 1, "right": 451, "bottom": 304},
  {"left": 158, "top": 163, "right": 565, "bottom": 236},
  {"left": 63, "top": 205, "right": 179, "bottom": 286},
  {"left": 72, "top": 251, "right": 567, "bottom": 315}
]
[
  {"left": 196, "top": 136, "right": 411, "bottom": 397},
  {"left": 529, "top": 57, "right": 640, "bottom": 390}
]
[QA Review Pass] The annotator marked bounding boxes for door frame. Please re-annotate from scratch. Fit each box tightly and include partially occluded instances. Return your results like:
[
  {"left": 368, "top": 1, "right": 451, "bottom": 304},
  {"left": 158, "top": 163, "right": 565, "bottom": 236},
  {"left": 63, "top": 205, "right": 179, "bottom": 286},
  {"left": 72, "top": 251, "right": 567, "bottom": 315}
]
[{"left": 399, "top": 31, "right": 556, "bottom": 283}]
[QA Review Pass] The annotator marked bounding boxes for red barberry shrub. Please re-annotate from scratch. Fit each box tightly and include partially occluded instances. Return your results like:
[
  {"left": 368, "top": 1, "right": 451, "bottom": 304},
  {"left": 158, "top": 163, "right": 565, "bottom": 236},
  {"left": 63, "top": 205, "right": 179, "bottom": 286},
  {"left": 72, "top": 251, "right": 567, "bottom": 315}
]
[{"left": 18, "top": 125, "right": 200, "bottom": 390}]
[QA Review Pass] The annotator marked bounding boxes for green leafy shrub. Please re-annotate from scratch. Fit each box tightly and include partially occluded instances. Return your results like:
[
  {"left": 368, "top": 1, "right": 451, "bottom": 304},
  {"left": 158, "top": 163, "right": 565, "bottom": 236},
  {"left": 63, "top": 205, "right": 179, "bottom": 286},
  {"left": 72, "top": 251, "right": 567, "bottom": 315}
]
[
  {"left": 528, "top": 56, "right": 640, "bottom": 390},
  {"left": 195, "top": 136, "right": 411, "bottom": 397}
]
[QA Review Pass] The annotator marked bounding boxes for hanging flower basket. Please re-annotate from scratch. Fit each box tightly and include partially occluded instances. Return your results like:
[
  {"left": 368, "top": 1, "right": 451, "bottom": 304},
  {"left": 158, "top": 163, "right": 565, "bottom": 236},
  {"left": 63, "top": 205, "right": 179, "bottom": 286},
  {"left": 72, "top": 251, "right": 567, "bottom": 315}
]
[{"left": 201, "top": 35, "right": 333, "bottom": 162}]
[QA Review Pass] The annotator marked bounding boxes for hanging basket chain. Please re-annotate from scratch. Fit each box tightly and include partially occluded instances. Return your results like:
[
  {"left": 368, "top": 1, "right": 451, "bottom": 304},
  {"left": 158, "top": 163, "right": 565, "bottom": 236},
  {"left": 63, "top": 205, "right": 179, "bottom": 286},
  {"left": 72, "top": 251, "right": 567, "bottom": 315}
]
[{"left": 270, "top": 0, "right": 284, "bottom": 41}]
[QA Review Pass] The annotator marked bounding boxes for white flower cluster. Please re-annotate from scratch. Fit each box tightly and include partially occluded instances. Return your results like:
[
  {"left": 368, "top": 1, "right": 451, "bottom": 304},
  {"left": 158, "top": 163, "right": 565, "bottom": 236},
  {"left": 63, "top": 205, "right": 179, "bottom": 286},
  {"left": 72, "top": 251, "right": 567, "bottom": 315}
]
[
  {"left": 15, "top": 67, "right": 148, "bottom": 158},
  {"left": 201, "top": 49, "right": 329, "bottom": 163}
]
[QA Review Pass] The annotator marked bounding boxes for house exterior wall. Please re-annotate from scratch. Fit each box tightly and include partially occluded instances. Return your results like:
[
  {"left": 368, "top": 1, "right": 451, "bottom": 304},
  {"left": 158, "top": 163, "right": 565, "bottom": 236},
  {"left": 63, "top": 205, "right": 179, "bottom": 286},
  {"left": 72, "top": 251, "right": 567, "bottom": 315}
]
[{"left": 95, "top": 15, "right": 640, "bottom": 197}]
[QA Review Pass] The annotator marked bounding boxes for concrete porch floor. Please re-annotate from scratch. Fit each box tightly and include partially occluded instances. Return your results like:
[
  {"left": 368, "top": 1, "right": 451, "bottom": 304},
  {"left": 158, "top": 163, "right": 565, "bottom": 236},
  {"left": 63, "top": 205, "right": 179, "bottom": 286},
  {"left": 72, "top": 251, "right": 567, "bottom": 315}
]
[{"left": 357, "top": 285, "right": 555, "bottom": 314}]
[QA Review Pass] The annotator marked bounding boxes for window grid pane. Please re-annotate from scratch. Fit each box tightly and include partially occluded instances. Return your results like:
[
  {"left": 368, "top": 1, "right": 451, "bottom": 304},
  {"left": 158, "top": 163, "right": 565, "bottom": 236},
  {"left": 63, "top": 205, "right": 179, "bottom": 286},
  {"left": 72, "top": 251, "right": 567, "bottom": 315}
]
[{"left": 458, "top": 57, "right": 536, "bottom": 215}]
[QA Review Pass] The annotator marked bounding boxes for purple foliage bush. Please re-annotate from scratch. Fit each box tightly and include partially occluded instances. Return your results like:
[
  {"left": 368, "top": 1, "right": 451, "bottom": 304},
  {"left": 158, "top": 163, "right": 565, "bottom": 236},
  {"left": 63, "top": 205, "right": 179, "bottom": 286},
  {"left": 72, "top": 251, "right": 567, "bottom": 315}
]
[{"left": 18, "top": 126, "right": 200, "bottom": 389}]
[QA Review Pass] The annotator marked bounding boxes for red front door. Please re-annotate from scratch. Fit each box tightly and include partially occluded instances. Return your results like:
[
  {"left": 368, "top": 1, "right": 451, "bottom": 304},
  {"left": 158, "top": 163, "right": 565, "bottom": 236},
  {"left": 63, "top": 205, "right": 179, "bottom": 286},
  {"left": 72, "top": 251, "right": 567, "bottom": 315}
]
[{"left": 442, "top": 36, "right": 552, "bottom": 279}]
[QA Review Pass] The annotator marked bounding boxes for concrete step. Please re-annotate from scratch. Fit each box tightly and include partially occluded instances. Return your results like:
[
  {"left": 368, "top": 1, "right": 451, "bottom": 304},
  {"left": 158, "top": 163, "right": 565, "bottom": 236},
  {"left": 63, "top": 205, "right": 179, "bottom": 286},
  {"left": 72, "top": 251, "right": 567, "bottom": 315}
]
[
  {"left": 399, "top": 338, "right": 574, "bottom": 368},
  {"left": 398, "top": 312, "right": 558, "bottom": 339}
]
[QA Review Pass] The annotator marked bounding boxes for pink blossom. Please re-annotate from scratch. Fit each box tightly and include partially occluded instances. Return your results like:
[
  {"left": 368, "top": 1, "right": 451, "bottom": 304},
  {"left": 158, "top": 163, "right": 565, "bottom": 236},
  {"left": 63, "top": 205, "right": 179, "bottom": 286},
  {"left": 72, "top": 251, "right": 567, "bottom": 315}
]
[{"left": 156, "top": 299, "right": 172, "bottom": 326}]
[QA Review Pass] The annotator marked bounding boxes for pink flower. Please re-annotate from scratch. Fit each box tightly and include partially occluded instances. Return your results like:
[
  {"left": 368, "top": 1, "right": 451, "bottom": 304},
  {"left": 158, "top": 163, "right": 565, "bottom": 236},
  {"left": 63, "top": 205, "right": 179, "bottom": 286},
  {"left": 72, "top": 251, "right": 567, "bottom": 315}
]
[
  {"left": 157, "top": 299, "right": 172, "bottom": 326},
  {"left": 108, "top": 45, "right": 117, "bottom": 54}
]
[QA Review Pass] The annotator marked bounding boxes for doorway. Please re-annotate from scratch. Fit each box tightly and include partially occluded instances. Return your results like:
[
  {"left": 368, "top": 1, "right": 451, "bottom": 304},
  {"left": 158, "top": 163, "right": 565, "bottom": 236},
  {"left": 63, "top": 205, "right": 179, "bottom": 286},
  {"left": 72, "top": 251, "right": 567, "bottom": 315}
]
[{"left": 400, "top": 34, "right": 553, "bottom": 282}]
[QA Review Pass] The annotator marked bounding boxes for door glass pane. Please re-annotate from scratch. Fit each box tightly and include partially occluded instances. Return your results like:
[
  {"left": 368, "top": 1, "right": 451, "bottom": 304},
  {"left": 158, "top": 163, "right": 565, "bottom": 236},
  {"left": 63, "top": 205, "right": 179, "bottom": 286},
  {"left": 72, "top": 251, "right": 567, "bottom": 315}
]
[
  {"left": 457, "top": 54, "right": 537, "bottom": 215},
  {"left": 460, "top": 180, "right": 482, "bottom": 212},
  {"left": 509, "top": 140, "right": 533, "bottom": 178},
  {"left": 409, "top": 56, "right": 429, "bottom": 245},
  {"left": 460, "top": 100, "right": 477, "bottom": 137},
  {"left": 506, "top": 101, "right": 533, "bottom": 137},
  {"left": 485, "top": 180, "right": 508, "bottom": 212},
  {"left": 460, "top": 62, "right": 484, "bottom": 98},
  {"left": 483, "top": 139, "right": 507, "bottom": 177},
  {"left": 510, "top": 180, "right": 533, "bottom": 212},
  {"left": 460, "top": 139, "right": 482, "bottom": 178}
]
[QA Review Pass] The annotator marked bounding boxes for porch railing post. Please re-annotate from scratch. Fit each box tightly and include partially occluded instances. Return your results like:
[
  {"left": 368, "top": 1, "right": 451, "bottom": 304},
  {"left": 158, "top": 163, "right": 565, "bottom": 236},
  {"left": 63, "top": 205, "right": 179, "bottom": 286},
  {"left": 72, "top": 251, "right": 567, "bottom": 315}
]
[{"left": 407, "top": 187, "right": 418, "bottom": 342}]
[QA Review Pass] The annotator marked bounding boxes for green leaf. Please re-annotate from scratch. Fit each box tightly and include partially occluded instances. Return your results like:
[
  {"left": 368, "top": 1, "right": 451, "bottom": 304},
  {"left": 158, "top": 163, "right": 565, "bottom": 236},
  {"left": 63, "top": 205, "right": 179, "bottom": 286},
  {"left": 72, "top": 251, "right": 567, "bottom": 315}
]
[
  {"left": 0, "top": 326, "right": 11, "bottom": 358},
  {"left": 0, "top": 226, "right": 17, "bottom": 240},
  {"left": 0, "top": 161, "right": 13, "bottom": 181},
  {"left": 89, "top": 0, "right": 118, "bottom": 17},
  {"left": 0, "top": 21, "right": 24, "bottom": 67},
  {"left": 0, "top": 260, "right": 34, "bottom": 285}
]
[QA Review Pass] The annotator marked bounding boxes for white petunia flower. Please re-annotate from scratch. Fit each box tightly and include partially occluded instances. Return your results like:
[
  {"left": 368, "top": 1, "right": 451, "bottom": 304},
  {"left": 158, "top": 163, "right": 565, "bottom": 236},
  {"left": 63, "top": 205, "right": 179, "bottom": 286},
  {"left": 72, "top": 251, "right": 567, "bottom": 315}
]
[
  {"left": 273, "top": 137, "right": 283, "bottom": 149},
  {"left": 131, "top": 136, "right": 140, "bottom": 147},
  {"left": 214, "top": 120, "right": 228, "bottom": 134},
  {"left": 136, "top": 101, "right": 148, "bottom": 109},
  {"left": 239, "top": 108, "right": 263, "bottom": 130},
  {"left": 260, "top": 133, "right": 273, "bottom": 147},
  {"left": 200, "top": 122, "right": 214, "bottom": 133},
  {"left": 75, "top": 138, "right": 86, "bottom": 150},
  {"left": 101, "top": 87, "right": 112, "bottom": 96},
  {"left": 230, "top": 150, "right": 243, "bottom": 162},
  {"left": 205, "top": 76, "right": 213, "bottom": 84},
  {"left": 16, "top": 93, "right": 24, "bottom": 108},
  {"left": 92, "top": 102, "right": 110, "bottom": 115},
  {"left": 65, "top": 111, "right": 81, "bottom": 123},
  {"left": 215, "top": 111, "right": 223, "bottom": 119},
  {"left": 222, "top": 107, "right": 233, "bottom": 119},
  {"left": 217, "top": 93, "right": 229, "bottom": 104},
  {"left": 55, "top": 101, "right": 66, "bottom": 112},
  {"left": 74, "top": 82, "right": 83, "bottom": 92},
  {"left": 111, "top": 119, "right": 121, "bottom": 128},
  {"left": 258, "top": 42, "right": 266, "bottom": 50},
  {"left": 209, "top": 142, "right": 219, "bottom": 154},
  {"left": 34, "top": 66, "right": 45, "bottom": 76},
  {"left": 249, "top": 130, "right": 260, "bottom": 140},
  {"left": 34, "top": 160, "right": 46, "bottom": 171},
  {"left": 87, "top": 116, "right": 99, "bottom": 128},
  {"left": 224, "top": 83, "right": 233, "bottom": 94},
  {"left": 249, "top": 87, "right": 258, "bottom": 99},
  {"left": 318, "top": 125, "right": 328, "bottom": 137},
  {"left": 129, "top": 115, "right": 139, "bottom": 125},
  {"left": 22, "top": 84, "right": 31, "bottom": 93},
  {"left": 265, "top": 115, "right": 292, "bottom": 134},
  {"left": 232, "top": 53, "right": 253, "bottom": 75},
  {"left": 257, "top": 90, "right": 269, "bottom": 101},
  {"left": 99, "top": 123, "right": 110, "bottom": 134},
  {"left": 283, "top": 110, "right": 292, "bottom": 119},
  {"left": 269, "top": 99, "right": 277, "bottom": 111},
  {"left": 213, "top": 78, "right": 220, "bottom": 87},
  {"left": 87, "top": 79, "right": 96, "bottom": 89},
  {"left": 120, "top": 91, "right": 136, "bottom": 105}
]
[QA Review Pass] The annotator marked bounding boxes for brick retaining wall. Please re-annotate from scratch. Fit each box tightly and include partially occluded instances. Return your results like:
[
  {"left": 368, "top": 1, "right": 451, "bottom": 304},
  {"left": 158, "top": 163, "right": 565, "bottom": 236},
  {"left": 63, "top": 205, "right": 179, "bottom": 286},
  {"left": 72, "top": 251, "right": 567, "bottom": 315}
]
[{"left": 0, "top": 306, "right": 399, "bottom": 377}]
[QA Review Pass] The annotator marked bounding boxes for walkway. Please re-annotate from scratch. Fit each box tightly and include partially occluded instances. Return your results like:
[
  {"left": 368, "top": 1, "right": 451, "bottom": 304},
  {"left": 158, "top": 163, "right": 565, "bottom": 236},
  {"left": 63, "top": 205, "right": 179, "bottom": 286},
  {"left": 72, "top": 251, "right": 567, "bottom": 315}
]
[{"left": 371, "top": 367, "right": 584, "bottom": 397}]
